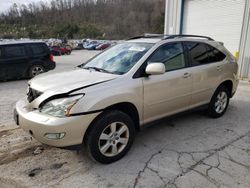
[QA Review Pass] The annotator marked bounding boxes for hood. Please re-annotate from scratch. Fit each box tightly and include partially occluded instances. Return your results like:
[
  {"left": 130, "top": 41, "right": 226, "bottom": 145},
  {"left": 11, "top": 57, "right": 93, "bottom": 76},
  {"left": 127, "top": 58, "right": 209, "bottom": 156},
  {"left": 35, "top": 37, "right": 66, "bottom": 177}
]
[{"left": 29, "top": 68, "right": 119, "bottom": 94}]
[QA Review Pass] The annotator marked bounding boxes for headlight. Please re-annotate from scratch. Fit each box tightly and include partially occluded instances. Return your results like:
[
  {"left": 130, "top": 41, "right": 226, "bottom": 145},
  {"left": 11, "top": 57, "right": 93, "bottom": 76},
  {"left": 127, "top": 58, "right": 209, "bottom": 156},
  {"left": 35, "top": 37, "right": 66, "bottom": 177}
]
[{"left": 40, "top": 95, "right": 83, "bottom": 117}]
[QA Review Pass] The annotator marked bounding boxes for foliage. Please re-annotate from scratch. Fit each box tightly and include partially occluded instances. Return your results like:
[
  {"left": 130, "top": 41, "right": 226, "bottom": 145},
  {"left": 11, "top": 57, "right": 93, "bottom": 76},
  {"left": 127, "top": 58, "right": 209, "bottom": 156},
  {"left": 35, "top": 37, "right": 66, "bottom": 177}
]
[{"left": 0, "top": 0, "right": 165, "bottom": 39}]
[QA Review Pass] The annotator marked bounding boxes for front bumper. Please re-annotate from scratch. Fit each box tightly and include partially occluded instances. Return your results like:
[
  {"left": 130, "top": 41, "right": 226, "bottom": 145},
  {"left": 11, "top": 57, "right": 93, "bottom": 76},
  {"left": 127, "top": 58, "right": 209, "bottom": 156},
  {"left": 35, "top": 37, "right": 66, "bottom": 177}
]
[{"left": 15, "top": 98, "right": 100, "bottom": 147}]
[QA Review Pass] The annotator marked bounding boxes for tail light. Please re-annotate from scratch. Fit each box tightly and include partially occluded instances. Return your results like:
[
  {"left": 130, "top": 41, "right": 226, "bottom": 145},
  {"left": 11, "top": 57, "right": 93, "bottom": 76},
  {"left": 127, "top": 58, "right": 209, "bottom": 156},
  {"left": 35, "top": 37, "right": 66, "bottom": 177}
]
[{"left": 49, "top": 54, "right": 54, "bottom": 62}]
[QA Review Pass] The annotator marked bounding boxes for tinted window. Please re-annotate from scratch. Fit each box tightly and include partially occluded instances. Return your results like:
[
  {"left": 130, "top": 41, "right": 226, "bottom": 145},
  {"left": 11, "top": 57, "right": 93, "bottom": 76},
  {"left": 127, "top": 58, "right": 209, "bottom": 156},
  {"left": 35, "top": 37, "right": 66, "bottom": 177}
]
[
  {"left": 185, "top": 42, "right": 209, "bottom": 66},
  {"left": 4, "top": 45, "right": 26, "bottom": 57},
  {"left": 30, "top": 44, "right": 47, "bottom": 55},
  {"left": 148, "top": 43, "right": 185, "bottom": 71},
  {"left": 207, "top": 45, "right": 226, "bottom": 62}
]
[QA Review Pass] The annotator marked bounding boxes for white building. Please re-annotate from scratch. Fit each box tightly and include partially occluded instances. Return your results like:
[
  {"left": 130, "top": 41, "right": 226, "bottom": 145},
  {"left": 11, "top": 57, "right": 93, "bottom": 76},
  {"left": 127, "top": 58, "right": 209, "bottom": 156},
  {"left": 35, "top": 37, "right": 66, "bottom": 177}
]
[{"left": 164, "top": 0, "right": 250, "bottom": 79}]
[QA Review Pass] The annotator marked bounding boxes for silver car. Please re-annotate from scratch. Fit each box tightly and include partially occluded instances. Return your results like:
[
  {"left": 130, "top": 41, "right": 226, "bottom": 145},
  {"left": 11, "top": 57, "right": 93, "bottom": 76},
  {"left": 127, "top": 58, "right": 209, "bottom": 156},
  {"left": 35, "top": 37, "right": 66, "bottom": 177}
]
[{"left": 15, "top": 35, "right": 238, "bottom": 163}]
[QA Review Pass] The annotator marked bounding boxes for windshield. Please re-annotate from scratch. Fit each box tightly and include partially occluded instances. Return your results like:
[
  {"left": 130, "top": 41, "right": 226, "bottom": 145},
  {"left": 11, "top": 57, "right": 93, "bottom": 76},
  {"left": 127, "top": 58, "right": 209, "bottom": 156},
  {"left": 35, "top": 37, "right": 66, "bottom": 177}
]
[{"left": 81, "top": 42, "right": 153, "bottom": 75}]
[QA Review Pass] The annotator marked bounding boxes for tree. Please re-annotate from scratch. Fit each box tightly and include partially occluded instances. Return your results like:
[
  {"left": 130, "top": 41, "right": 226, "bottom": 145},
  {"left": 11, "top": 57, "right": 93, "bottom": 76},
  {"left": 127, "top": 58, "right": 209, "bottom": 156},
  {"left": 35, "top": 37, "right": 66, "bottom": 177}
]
[{"left": 0, "top": 0, "right": 165, "bottom": 39}]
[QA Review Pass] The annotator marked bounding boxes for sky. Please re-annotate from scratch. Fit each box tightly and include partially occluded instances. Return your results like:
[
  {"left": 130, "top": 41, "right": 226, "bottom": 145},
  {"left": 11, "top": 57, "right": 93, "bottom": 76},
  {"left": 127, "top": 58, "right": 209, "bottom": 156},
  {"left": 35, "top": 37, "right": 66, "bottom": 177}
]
[{"left": 0, "top": 0, "right": 49, "bottom": 13}]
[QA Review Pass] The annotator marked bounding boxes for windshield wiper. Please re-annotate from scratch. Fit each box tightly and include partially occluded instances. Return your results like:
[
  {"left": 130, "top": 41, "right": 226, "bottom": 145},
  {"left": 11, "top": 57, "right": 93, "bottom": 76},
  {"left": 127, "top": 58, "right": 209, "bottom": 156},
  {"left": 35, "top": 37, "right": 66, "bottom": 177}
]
[{"left": 83, "top": 66, "right": 114, "bottom": 74}]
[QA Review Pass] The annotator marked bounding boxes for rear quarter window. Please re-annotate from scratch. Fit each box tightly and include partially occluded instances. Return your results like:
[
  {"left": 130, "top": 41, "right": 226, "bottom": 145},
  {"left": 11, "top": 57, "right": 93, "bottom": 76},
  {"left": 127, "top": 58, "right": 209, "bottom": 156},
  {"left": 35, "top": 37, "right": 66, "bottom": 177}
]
[
  {"left": 206, "top": 45, "right": 226, "bottom": 62},
  {"left": 30, "top": 43, "right": 48, "bottom": 55},
  {"left": 4, "top": 45, "right": 26, "bottom": 57}
]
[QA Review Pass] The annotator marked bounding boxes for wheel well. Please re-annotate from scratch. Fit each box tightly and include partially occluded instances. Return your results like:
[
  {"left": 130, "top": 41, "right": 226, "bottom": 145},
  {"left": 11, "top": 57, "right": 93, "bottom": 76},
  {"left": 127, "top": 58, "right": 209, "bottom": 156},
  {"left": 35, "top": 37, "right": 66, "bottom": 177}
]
[
  {"left": 83, "top": 102, "right": 140, "bottom": 144},
  {"left": 105, "top": 102, "right": 140, "bottom": 131},
  {"left": 219, "top": 80, "right": 233, "bottom": 97}
]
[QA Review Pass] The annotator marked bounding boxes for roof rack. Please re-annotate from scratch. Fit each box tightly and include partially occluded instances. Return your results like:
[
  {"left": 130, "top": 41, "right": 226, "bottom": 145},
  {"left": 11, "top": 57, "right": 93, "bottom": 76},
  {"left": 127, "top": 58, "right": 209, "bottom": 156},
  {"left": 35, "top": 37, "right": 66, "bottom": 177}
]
[
  {"left": 164, "top": 35, "right": 214, "bottom": 41},
  {"left": 128, "top": 33, "right": 168, "bottom": 40},
  {"left": 128, "top": 34, "right": 214, "bottom": 41}
]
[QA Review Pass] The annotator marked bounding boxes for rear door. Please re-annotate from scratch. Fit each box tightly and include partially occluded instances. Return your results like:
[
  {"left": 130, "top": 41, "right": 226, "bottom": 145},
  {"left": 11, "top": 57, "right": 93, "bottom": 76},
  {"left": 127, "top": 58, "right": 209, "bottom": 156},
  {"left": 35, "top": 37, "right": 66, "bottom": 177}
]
[
  {"left": 184, "top": 42, "right": 226, "bottom": 107},
  {"left": 3, "top": 44, "right": 29, "bottom": 79},
  {"left": 29, "top": 43, "right": 50, "bottom": 61},
  {"left": 143, "top": 42, "right": 193, "bottom": 123},
  {"left": 0, "top": 47, "right": 6, "bottom": 80}
]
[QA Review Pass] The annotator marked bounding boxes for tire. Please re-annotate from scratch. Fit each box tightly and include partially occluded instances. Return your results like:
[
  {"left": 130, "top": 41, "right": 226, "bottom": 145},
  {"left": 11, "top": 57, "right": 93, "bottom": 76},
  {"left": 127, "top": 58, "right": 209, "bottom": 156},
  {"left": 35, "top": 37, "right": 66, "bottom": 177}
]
[
  {"left": 207, "top": 85, "right": 230, "bottom": 118},
  {"left": 29, "top": 65, "right": 45, "bottom": 78},
  {"left": 85, "top": 110, "right": 135, "bottom": 164}
]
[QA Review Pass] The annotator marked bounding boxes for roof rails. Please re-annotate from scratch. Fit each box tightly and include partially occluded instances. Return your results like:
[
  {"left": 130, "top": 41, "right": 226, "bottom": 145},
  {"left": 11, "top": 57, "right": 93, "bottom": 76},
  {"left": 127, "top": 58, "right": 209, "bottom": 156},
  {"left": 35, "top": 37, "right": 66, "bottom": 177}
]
[
  {"left": 129, "top": 33, "right": 167, "bottom": 40},
  {"left": 128, "top": 34, "right": 214, "bottom": 41},
  {"left": 164, "top": 35, "right": 214, "bottom": 41}
]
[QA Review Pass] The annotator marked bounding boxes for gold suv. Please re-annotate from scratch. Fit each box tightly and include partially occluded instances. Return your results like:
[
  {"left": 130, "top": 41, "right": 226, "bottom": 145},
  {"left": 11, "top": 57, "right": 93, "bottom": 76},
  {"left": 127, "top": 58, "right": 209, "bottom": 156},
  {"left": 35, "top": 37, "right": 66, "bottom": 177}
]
[{"left": 15, "top": 35, "right": 238, "bottom": 163}]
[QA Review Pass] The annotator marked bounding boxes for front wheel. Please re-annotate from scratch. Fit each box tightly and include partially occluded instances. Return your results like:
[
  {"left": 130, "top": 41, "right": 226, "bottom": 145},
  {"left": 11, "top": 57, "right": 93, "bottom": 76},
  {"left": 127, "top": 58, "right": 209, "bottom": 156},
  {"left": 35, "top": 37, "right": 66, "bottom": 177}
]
[
  {"left": 207, "top": 86, "right": 230, "bottom": 118},
  {"left": 85, "top": 110, "right": 135, "bottom": 164}
]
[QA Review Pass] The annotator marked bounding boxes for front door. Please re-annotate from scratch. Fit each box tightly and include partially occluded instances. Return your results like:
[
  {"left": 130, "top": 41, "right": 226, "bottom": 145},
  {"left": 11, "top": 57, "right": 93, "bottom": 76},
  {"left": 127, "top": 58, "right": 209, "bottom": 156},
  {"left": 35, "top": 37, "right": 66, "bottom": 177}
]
[{"left": 143, "top": 42, "right": 193, "bottom": 123}]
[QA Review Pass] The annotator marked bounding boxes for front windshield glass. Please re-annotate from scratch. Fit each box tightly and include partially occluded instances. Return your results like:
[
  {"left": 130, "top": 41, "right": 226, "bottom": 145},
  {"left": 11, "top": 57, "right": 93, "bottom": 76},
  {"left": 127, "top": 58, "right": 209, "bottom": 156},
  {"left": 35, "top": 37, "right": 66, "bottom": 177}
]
[{"left": 82, "top": 42, "right": 153, "bottom": 75}]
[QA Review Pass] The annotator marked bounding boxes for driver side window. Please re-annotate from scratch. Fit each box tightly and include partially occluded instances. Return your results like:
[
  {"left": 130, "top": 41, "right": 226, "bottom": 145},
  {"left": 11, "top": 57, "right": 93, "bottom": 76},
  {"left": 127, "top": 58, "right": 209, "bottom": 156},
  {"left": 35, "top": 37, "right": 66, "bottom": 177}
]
[{"left": 147, "top": 42, "right": 186, "bottom": 72}]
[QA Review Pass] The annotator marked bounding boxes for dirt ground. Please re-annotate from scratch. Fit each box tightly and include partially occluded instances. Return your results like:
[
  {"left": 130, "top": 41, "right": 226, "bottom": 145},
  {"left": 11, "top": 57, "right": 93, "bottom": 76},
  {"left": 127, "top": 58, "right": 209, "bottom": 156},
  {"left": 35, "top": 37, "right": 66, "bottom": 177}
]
[{"left": 0, "top": 50, "right": 250, "bottom": 188}]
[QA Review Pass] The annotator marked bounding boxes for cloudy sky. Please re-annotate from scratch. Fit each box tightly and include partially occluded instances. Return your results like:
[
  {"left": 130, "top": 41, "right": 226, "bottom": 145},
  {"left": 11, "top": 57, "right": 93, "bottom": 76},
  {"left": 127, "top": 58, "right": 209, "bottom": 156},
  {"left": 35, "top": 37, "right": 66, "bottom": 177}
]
[{"left": 0, "top": 0, "right": 49, "bottom": 13}]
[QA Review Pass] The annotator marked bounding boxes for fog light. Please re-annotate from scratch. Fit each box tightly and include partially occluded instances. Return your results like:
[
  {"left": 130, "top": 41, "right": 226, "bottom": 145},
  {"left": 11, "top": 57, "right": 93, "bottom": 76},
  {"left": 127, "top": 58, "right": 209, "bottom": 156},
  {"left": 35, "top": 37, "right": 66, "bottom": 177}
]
[{"left": 44, "top": 133, "right": 65, "bottom": 140}]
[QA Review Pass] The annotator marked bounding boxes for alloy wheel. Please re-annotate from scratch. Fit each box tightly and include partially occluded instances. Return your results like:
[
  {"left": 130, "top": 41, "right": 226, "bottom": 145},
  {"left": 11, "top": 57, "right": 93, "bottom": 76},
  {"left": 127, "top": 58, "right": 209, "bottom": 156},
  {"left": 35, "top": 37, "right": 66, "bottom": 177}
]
[
  {"left": 98, "top": 122, "right": 129, "bottom": 157},
  {"left": 31, "top": 66, "right": 44, "bottom": 77},
  {"left": 215, "top": 91, "right": 228, "bottom": 114}
]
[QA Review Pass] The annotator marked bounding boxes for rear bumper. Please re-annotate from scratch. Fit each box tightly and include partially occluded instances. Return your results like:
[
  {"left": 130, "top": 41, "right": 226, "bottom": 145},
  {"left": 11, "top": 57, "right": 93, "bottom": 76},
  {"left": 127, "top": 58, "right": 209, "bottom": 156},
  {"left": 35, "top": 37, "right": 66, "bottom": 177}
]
[
  {"left": 231, "top": 76, "right": 239, "bottom": 98},
  {"left": 15, "top": 98, "right": 100, "bottom": 147}
]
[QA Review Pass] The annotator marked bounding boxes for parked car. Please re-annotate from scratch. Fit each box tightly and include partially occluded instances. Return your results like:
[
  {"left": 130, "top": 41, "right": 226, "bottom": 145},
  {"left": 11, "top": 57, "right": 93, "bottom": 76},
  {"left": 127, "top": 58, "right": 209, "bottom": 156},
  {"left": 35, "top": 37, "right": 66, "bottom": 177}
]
[
  {"left": 0, "top": 41, "right": 55, "bottom": 80},
  {"left": 51, "top": 46, "right": 71, "bottom": 55},
  {"left": 95, "top": 43, "right": 111, "bottom": 50},
  {"left": 15, "top": 34, "right": 238, "bottom": 164},
  {"left": 65, "top": 44, "right": 72, "bottom": 51},
  {"left": 50, "top": 48, "right": 62, "bottom": 56},
  {"left": 73, "top": 43, "right": 84, "bottom": 50},
  {"left": 83, "top": 41, "right": 99, "bottom": 50}
]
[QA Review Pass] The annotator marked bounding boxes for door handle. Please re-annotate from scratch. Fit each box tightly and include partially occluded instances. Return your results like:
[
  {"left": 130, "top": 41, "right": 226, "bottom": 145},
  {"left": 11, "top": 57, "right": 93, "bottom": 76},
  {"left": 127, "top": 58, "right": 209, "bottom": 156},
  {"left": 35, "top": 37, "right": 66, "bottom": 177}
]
[
  {"left": 183, "top": 72, "right": 191, "bottom": 78},
  {"left": 217, "top": 66, "right": 222, "bottom": 71}
]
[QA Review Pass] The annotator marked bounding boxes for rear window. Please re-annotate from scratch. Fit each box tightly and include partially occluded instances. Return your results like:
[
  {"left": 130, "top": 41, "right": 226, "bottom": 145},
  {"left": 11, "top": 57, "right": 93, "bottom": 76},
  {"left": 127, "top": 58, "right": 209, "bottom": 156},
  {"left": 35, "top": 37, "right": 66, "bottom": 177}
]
[
  {"left": 4, "top": 45, "right": 26, "bottom": 57},
  {"left": 30, "top": 43, "right": 48, "bottom": 55}
]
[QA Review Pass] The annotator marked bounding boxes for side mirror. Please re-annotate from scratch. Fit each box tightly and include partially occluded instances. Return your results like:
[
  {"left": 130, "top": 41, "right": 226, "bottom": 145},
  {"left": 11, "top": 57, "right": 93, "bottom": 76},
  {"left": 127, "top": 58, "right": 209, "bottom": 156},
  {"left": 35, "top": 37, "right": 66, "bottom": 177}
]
[{"left": 145, "top": 63, "right": 165, "bottom": 75}]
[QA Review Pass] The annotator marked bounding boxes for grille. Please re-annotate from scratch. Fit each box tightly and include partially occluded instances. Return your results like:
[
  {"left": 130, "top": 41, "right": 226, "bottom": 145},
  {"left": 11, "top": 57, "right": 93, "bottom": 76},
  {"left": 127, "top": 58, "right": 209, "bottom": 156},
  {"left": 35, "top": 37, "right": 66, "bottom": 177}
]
[{"left": 27, "top": 87, "right": 42, "bottom": 103}]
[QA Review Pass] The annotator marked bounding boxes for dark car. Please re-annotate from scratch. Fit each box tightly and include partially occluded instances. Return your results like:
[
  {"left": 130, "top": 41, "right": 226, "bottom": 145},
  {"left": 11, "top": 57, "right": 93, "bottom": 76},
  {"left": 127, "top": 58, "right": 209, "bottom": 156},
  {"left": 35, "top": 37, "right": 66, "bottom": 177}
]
[{"left": 0, "top": 41, "right": 56, "bottom": 81}]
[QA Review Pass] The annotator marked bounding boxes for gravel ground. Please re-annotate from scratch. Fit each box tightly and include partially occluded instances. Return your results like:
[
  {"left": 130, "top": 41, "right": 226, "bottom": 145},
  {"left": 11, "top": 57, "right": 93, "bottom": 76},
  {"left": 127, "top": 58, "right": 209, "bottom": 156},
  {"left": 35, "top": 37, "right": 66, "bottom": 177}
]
[{"left": 0, "top": 50, "right": 250, "bottom": 188}]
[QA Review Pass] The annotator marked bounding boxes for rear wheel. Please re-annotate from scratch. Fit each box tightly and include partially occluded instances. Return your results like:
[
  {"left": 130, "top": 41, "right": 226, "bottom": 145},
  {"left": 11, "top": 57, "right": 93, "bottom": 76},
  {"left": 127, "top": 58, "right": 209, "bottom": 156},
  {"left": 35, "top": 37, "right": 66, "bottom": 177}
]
[
  {"left": 29, "top": 65, "right": 45, "bottom": 78},
  {"left": 207, "top": 86, "right": 230, "bottom": 118},
  {"left": 85, "top": 110, "right": 135, "bottom": 164}
]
